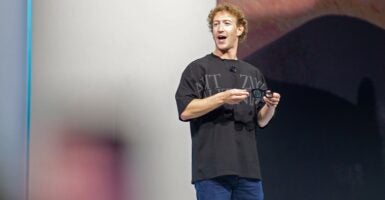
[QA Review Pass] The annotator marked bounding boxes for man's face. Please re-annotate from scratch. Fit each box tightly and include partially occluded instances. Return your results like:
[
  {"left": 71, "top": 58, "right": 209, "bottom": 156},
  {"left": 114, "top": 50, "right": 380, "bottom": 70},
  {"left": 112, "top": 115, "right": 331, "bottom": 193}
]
[{"left": 212, "top": 11, "right": 244, "bottom": 52}]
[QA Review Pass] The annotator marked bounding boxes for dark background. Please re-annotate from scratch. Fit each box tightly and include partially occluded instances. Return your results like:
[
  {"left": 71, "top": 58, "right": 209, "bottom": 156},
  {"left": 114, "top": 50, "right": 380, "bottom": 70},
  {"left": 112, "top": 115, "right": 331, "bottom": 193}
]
[{"left": 246, "top": 15, "right": 385, "bottom": 200}]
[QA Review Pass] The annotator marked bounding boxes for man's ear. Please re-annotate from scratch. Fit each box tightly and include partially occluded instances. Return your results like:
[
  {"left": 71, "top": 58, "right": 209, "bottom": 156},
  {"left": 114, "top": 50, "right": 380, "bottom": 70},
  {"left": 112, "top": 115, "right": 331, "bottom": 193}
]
[{"left": 237, "top": 25, "right": 244, "bottom": 37}]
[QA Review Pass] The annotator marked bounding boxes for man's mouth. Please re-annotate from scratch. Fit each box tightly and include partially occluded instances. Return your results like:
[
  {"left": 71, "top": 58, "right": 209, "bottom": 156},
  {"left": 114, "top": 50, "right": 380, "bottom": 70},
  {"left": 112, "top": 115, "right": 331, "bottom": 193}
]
[{"left": 217, "top": 35, "right": 227, "bottom": 42}]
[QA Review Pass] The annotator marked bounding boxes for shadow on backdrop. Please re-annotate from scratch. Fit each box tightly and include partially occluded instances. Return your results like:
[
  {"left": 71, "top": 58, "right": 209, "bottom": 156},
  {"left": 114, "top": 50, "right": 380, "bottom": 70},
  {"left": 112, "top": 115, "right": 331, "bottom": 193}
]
[{"left": 246, "top": 15, "right": 385, "bottom": 200}]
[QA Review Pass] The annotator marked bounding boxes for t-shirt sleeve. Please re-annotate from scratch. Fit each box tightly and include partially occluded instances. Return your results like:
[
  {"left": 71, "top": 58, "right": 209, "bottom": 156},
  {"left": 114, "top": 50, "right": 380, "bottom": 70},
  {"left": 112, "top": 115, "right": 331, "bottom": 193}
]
[{"left": 175, "top": 62, "right": 203, "bottom": 121}]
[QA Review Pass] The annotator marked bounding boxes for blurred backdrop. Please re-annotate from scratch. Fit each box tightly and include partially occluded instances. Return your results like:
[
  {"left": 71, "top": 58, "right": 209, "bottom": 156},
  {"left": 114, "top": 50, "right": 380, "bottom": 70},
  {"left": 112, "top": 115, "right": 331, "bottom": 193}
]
[
  {"left": 221, "top": 0, "right": 385, "bottom": 199},
  {"left": 29, "top": 1, "right": 215, "bottom": 200},
  {"left": 0, "top": 0, "right": 28, "bottom": 200},
  {"left": 2, "top": 0, "right": 385, "bottom": 200}
]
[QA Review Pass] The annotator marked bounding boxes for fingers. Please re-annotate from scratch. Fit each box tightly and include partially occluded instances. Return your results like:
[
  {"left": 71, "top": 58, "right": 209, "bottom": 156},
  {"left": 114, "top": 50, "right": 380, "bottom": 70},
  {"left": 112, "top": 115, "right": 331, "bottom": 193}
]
[
  {"left": 263, "top": 92, "right": 280, "bottom": 107},
  {"left": 228, "top": 89, "right": 249, "bottom": 96},
  {"left": 227, "top": 94, "right": 249, "bottom": 104},
  {"left": 227, "top": 96, "right": 248, "bottom": 104},
  {"left": 224, "top": 89, "right": 249, "bottom": 104},
  {"left": 222, "top": 89, "right": 282, "bottom": 106}
]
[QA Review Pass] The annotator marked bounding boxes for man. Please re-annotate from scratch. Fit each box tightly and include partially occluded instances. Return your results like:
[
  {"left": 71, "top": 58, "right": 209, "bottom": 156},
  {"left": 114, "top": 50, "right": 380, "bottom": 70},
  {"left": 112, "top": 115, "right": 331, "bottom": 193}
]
[{"left": 175, "top": 3, "right": 281, "bottom": 200}]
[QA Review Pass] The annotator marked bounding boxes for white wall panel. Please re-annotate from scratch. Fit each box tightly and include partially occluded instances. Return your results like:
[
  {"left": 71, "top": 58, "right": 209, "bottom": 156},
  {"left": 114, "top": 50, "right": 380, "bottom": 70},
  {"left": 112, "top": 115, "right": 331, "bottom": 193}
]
[{"left": 30, "top": 1, "right": 215, "bottom": 199}]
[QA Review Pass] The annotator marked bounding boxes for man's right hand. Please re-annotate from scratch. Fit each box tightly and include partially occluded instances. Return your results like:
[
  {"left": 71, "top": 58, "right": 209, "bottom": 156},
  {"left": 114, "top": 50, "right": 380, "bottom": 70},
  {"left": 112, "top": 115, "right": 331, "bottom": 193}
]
[
  {"left": 180, "top": 89, "right": 249, "bottom": 121},
  {"left": 221, "top": 89, "right": 250, "bottom": 104}
]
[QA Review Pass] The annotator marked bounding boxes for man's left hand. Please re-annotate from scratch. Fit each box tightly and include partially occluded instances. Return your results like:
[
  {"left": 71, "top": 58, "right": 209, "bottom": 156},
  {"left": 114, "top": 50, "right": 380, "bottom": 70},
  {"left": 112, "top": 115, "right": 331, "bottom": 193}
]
[{"left": 263, "top": 90, "right": 280, "bottom": 108}]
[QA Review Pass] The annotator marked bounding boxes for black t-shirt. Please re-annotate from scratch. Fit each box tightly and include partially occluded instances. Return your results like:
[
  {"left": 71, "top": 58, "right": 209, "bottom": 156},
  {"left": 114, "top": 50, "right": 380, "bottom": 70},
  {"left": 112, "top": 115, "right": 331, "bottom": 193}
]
[{"left": 175, "top": 53, "right": 268, "bottom": 183}]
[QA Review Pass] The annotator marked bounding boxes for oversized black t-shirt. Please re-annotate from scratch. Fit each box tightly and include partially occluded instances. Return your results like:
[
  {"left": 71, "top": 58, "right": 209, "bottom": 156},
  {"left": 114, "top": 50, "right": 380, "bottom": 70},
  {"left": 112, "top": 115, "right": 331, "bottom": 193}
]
[{"left": 175, "top": 53, "right": 268, "bottom": 183}]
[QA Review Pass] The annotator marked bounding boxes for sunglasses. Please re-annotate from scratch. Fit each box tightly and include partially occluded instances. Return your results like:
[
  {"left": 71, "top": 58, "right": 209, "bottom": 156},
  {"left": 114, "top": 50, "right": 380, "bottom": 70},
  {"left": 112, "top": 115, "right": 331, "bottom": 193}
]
[{"left": 250, "top": 89, "right": 272, "bottom": 99}]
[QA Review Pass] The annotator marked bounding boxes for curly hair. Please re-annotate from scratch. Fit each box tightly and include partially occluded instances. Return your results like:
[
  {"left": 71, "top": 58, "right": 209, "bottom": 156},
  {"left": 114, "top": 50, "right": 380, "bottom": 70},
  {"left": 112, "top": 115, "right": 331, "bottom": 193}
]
[{"left": 207, "top": 3, "right": 248, "bottom": 42}]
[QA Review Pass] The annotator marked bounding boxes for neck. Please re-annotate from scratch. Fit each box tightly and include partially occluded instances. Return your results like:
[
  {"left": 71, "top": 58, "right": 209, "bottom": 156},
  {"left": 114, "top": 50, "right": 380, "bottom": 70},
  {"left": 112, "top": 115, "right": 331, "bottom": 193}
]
[{"left": 213, "top": 46, "right": 238, "bottom": 60}]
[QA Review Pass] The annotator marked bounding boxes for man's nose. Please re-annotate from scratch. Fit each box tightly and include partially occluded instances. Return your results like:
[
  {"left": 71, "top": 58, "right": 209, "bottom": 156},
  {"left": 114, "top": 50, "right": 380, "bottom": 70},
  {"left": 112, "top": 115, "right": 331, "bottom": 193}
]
[{"left": 217, "top": 23, "right": 224, "bottom": 31}]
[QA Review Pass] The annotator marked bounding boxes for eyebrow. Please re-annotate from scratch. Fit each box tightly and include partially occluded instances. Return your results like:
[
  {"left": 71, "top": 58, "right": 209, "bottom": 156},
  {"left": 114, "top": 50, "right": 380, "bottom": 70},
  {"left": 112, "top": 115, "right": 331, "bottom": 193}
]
[{"left": 213, "top": 19, "right": 233, "bottom": 23}]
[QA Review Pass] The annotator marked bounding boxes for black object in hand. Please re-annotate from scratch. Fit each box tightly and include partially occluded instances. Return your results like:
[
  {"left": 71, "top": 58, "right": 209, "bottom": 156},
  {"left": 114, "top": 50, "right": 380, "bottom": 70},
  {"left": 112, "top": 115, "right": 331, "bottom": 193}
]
[{"left": 251, "top": 89, "right": 272, "bottom": 99}]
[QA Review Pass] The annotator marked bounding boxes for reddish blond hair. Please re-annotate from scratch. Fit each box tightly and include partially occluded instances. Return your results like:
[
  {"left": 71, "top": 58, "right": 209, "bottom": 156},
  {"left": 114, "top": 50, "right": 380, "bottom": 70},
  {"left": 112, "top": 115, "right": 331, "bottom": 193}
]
[{"left": 207, "top": 3, "right": 248, "bottom": 42}]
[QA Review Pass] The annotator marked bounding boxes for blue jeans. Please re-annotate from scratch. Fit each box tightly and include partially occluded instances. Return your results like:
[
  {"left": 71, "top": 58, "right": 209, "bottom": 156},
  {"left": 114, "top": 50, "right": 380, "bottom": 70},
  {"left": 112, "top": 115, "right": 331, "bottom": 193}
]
[{"left": 194, "top": 175, "right": 264, "bottom": 200}]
